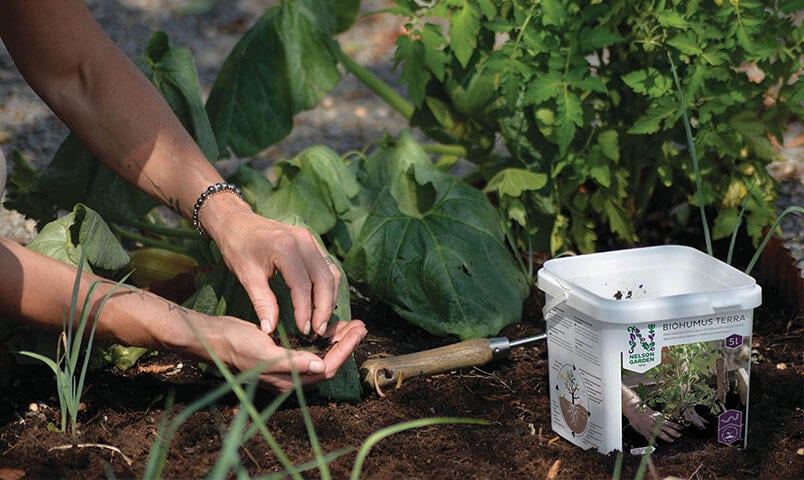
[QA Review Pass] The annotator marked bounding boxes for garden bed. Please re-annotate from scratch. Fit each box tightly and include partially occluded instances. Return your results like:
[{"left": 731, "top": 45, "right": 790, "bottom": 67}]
[
  {"left": 1, "top": 1, "right": 802, "bottom": 478},
  {"left": 0, "top": 278, "right": 801, "bottom": 479}
]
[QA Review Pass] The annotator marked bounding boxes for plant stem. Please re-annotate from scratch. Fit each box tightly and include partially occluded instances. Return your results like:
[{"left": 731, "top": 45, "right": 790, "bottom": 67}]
[
  {"left": 126, "top": 220, "right": 198, "bottom": 240},
  {"left": 110, "top": 224, "right": 187, "bottom": 253},
  {"left": 336, "top": 48, "right": 414, "bottom": 121},
  {"left": 421, "top": 143, "right": 467, "bottom": 158},
  {"left": 349, "top": 418, "right": 488, "bottom": 480},
  {"left": 744, "top": 206, "right": 804, "bottom": 276}
]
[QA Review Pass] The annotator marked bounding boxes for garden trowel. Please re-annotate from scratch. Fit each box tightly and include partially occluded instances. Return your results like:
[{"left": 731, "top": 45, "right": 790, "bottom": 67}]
[{"left": 360, "top": 333, "right": 547, "bottom": 391}]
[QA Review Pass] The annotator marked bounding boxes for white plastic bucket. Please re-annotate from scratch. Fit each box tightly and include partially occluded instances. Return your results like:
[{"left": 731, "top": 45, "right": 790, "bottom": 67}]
[{"left": 537, "top": 245, "right": 761, "bottom": 453}]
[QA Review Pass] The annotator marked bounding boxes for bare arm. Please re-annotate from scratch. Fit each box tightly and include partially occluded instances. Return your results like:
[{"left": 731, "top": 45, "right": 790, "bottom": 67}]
[
  {"left": 0, "top": 0, "right": 221, "bottom": 216},
  {"left": 0, "top": 0, "right": 341, "bottom": 335},
  {"left": 0, "top": 237, "right": 367, "bottom": 391}
]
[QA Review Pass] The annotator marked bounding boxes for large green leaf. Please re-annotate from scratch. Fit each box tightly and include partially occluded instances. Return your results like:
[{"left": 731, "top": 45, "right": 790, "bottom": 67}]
[
  {"left": 139, "top": 32, "right": 219, "bottom": 162},
  {"left": 206, "top": 0, "right": 342, "bottom": 157},
  {"left": 27, "top": 204, "right": 130, "bottom": 272},
  {"left": 345, "top": 132, "right": 529, "bottom": 340},
  {"left": 261, "top": 146, "right": 359, "bottom": 234},
  {"left": 37, "top": 135, "right": 99, "bottom": 214},
  {"left": 3, "top": 152, "right": 58, "bottom": 227}
]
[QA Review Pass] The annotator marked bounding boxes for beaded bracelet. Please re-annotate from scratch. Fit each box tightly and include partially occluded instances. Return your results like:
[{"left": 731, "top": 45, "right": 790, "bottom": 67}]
[{"left": 191, "top": 182, "right": 244, "bottom": 239}]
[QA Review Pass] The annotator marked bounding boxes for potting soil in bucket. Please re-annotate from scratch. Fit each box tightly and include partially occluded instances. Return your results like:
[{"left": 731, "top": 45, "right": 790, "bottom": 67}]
[{"left": 536, "top": 245, "right": 762, "bottom": 454}]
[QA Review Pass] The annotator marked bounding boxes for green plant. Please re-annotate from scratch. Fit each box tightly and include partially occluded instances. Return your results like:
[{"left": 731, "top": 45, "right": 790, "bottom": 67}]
[
  {"left": 669, "top": 52, "right": 804, "bottom": 275},
  {"left": 384, "top": 0, "right": 799, "bottom": 255},
  {"left": 6, "top": 0, "right": 799, "bottom": 347},
  {"left": 19, "top": 247, "right": 131, "bottom": 436},
  {"left": 645, "top": 341, "right": 721, "bottom": 427}
]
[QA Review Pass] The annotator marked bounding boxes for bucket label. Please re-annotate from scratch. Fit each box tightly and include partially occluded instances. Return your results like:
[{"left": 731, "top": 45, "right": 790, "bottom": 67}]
[
  {"left": 545, "top": 303, "right": 753, "bottom": 453},
  {"left": 624, "top": 324, "right": 659, "bottom": 373}
]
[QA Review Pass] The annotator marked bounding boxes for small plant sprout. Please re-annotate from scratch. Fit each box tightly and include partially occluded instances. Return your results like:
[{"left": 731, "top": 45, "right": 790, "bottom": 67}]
[{"left": 19, "top": 247, "right": 131, "bottom": 436}]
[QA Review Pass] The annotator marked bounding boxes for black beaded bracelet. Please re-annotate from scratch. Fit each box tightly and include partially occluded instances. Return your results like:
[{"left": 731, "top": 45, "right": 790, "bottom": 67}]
[{"left": 192, "top": 182, "right": 244, "bottom": 239}]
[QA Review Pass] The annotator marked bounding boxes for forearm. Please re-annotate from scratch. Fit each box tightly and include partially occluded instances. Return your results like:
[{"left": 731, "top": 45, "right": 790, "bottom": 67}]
[
  {"left": 0, "top": 237, "right": 220, "bottom": 360},
  {"left": 0, "top": 0, "right": 233, "bottom": 220}
]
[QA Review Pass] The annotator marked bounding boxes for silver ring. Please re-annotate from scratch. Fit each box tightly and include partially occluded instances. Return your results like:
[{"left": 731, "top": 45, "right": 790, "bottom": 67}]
[{"left": 324, "top": 256, "right": 334, "bottom": 265}]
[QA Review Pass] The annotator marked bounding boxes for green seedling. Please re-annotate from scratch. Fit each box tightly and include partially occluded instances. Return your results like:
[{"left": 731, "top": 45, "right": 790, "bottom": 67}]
[{"left": 19, "top": 247, "right": 131, "bottom": 436}]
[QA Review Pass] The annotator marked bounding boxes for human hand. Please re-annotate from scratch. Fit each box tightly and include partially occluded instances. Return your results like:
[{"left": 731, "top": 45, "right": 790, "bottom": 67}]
[
  {"left": 625, "top": 404, "right": 683, "bottom": 443},
  {"left": 621, "top": 384, "right": 682, "bottom": 443},
  {"left": 212, "top": 315, "right": 367, "bottom": 392},
  {"left": 204, "top": 200, "right": 341, "bottom": 337}
]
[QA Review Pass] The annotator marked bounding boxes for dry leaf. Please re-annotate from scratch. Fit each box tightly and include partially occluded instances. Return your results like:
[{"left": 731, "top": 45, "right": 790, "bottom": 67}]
[{"left": 545, "top": 459, "right": 561, "bottom": 480}]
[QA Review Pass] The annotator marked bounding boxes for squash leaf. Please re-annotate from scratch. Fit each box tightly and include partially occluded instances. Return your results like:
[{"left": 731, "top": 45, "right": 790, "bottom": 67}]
[
  {"left": 206, "top": 0, "right": 342, "bottom": 157},
  {"left": 27, "top": 204, "right": 130, "bottom": 273},
  {"left": 345, "top": 132, "right": 529, "bottom": 340}
]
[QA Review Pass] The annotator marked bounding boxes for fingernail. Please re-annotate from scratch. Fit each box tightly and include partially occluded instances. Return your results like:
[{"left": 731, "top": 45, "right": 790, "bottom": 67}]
[
  {"left": 260, "top": 320, "right": 273, "bottom": 332},
  {"left": 309, "top": 360, "right": 325, "bottom": 374},
  {"left": 317, "top": 322, "right": 327, "bottom": 336},
  {"left": 304, "top": 320, "right": 312, "bottom": 335}
]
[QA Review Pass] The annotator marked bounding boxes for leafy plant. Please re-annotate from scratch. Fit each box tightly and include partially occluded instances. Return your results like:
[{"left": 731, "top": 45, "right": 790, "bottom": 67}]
[
  {"left": 645, "top": 342, "right": 721, "bottom": 428},
  {"left": 669, "top": 52, "right": 804, "bottom": 275},
  {"left": 6, "top": 0, "right": 799, "bottom": 353},
  {"left": 19, "top": 248, "right": 131, "bottom": 436},
  {"left": 382, "top": 0, "right": 798, "bottom": 255}
]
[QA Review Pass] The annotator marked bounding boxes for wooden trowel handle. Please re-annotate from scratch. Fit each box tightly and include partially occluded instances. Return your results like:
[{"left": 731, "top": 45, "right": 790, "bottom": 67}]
[{"left": 360, "top": 338, "right": 493, "bottom": 390}]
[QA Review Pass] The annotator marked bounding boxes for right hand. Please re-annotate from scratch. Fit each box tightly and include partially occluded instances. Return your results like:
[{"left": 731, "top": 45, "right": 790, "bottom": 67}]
[
  {"left": 211, "top": 314, "right": 367, "bottom": 392},
  {"left": 621, "top": 384, "right": 683, "bottom": 443}
]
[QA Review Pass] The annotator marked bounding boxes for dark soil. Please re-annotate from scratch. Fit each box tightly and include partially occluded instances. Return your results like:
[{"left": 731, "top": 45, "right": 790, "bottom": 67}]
[
  {"left": 0, "top": 265, "right": 801, "bottom": 480},
  {"left": 1, "top": 2, "right": 802, "bottom": 478}
]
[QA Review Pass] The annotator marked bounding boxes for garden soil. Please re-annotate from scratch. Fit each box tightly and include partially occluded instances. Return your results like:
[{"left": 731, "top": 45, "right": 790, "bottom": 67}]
[
  {"left": 1, "top": 1, "right": 802, "bottom": 479},
  {"left": 0, "top": 285, "right": 801, "bottom": 480}
]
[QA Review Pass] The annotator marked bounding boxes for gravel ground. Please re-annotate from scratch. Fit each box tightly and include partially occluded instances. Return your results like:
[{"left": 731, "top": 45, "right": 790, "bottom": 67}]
[{"left": 1, "top": 0, "right": 802, "bottom": 277}]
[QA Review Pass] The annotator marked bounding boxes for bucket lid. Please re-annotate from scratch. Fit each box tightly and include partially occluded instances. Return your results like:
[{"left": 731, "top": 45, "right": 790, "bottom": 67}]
[{"left": 536, "top": 245, "right": 762, "bottom": 324}]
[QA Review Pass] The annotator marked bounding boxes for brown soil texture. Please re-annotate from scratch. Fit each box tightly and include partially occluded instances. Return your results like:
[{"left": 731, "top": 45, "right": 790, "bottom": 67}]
[{"left": 0, "top": 281, "right": 801, "bottom": 480}]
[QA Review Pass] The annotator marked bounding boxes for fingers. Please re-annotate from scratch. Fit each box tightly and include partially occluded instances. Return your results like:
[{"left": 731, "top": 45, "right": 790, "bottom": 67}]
[
  {"left": 275, "top": 234, "right": 338, "bottom": 336},
  {"left": 229, "top": 220, "right": 339, "bottom": 335},
  {"left": 258, "top": 320, "right": 367, "bottom": 391},
  {"left": 655, "top": 416, "right": 682, "bottom": 442},
  {"left": 239, "top": 267, "right": 280, "bottom": 333},
  {"left": 257, "top": 348, "right": 327, "bottom": 392},
  {"left": 325, "top": 318, "right": 367, "bottom": 343},
  {"left": 321, "top": 320, "right": 367, "bottom": 375},
  {"left": 314, "top": 254, "right": 342, "bottom": 335}
]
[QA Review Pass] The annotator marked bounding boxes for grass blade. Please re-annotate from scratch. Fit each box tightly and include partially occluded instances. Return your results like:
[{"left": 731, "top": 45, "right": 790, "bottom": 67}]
[
  {"left": 745, "top": 206, "right": 804, "bottom": 275},
  {"left": 668, "top": 52, "right": 712, "bottom": 256},
  {"left": 207, "top": 381, "right": 259, "bottom": 480},
  {"left": 349, "top": 417, "right": 489, "bottom": 480}
]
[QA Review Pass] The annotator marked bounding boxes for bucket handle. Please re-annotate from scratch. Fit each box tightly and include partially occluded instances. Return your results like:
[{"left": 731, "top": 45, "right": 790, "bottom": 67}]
[{"left": 542, "top": 280, "right": 570, "bottom": 320}]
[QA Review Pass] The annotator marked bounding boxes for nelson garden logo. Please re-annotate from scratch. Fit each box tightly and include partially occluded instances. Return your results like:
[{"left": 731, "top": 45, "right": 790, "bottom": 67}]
[{"left": 624, "top": 324, "right": 658, "bottom": 372}]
